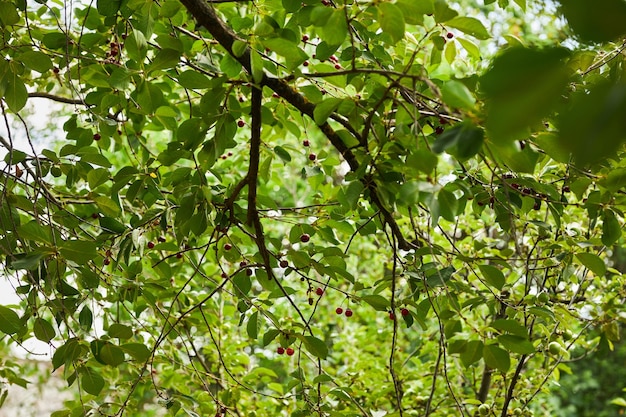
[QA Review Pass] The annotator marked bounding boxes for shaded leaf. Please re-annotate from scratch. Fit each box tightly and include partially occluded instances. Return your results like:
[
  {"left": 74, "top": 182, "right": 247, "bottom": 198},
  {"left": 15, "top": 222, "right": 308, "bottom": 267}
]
[
  {"left": 498, "top": 334, "right": 535, "bottom": 355},
  {"left": 0, "top": 306, "right": 22, "bottom": 335},
  {"left": 80, "top": 367, "right": 104, "bottom": 396},
  {"left": 559, "top": 0, "right": 626, "bottom": 43},
  {"left": 481, "top": 47, "right": 571, "bottom": 141},
  {"left": 460, "top": 340, "right": 483, "bottom": 367},
  {"left": 34, "top": 318, "right": 56, "bottom": 342},
  {"left": 483, "top": 344, "right": 510, "bottom": 372},
  {"left": 59, "top": 240, "right": 98, "bottom": 263},
  {"left": 303, "top": 335, "right": 328, "bottom": 359},
  {"left": 478, "top": 265, "right": 505, "bottom": 290},
  {"left": 361, "top": 294, "right": 390, "bottom": 311}
]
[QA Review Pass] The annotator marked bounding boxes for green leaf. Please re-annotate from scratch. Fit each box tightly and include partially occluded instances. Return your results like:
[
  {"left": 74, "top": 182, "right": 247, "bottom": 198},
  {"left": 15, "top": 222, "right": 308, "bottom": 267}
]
[
  {"left": 0, "top": 2, "right": 20, "bottom": 25},
  {"left": 497, "top": 335, "right": 535, "bottom": 355},
  {"left": 303, "top": 335, "right": 328, "bottom": 359},
  {"left": 247, "top": 311, "right": 259, "bottom": 340},
  {"left": 108, "top": 323, "right": 133, "bottom": 340},
  {"left": 274, "top": 145, "right": 292, "bottom": 162},
  {"left": 87, "top": 168, "right": 110, "bottom": 189},
  {"left": 602, "top": 210, "right": 622, "bottom": 246},
  {"left": 558, "top": 83, "right": 626, "bottom": 167},
  {"left": 0, "top": 306, "right": 22, "bottom": 335},
  {"left": 232, "top": 40, "right": 248, "bottom": 58},
  {"left": 458, "top": 38, "right": 481, "bottom": 59},
  {"left": 432, "top": 123, "right": 484, "bottom": 161},
  {"left": 100, "top": 343, "right": 126, "bottom": 366},
  {"left": 478, "top": 265, "right": 505, "bottom": 290},
  {"left": 481, "top": 47, "right": 571, "bottom": 142},
  {"left": 20, "top": 51, "right": 53, "bottom": 72},
  {"left": 446, "top": 17, "right": 490, "bottom": 40},
  {"left": 120, "top": 343, "right": 151, "bottom": 361},
  {"left": 97, "top": 0, "right": 122, "bottom": 16},
  {"left": 483, "top": 344, "right": 510, "bottom": 373},
  {"left": 441, "top": 80, "right": 476, "bottom": 110},
  {"left": 250, "top": 49, "right": 264, "bottom": 84},
  {"left": 34, "top": 318, "right": 56, "bottom": 342},
  {"left": 148, "top": 48, "right": 180, "bottom": 73},
  {"left": 262, "top": 329, "right": 280, "bottom": 347},
  {"left": 5, "top": 70, "right": 27, "bottom": 112},
  {"left": 490, "top": 319, "right": 528, "bottom": 338},
  {"left": 576, "top": 252, "right": 606, "bottom": 277},
  {"left": 80, "top": 367, "right": 105, "bottom": 395},
  {"left": 177, "top": 70, "right": 212, "bottom": 89},
  {"left": 321, "top": 9, "right": 348, "bottom": 46},
  {"left": 99, "top": 216, "right": 127, "bottom": 234},
  {"left": 377, "top": 3, "right": 406, "bottom": 44},
  {"left": 313, "top": 98, "right": 342, "bottom": 125},
  {"left": 559, "top": 0, "right": 626, "bottom": 43},
  {"left": 79, "top": 306, "right": 93, "bottom": 329},
  {"left": 361, "top": 294, "right": 390, "bottom": 311},
  {"left": 262, "top": 38, "right": 308, "bottom": 69},
  {"left": 52, "top": 338, "right": 82, "bottom": 371},
  {"left": 460, "top": 340, "right": 483, "bottom": 367},
  {"left": 93, "top": 195, "right": 121, "bottom": 217},
  {"left": 600, "top": 168, "right": 626, "bottom": 192},
  {"left": 126, "top": 29, "right": 147, "bottom": 62},
  {"left": 59, "top": 240, "right": 98, "bottom": 263},
  {"left": 10, "top": 251, "right": 46, "bottom": 270}
]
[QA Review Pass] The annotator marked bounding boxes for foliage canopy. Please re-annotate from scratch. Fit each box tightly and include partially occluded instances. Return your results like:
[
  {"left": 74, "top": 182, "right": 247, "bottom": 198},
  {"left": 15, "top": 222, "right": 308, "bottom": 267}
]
[{"left": 1, "top": 0, "right": 626, "bottom": 416}]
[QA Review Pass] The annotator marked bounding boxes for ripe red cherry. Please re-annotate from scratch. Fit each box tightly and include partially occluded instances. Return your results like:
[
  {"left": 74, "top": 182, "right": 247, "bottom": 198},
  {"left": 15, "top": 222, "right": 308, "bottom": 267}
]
[
  {"left": 401, "top": 308, "right": 410, "bottom": 317},
  {"left": 103, "top": 257, "right": 111, "bottom": 265},
  {"left": 286, "top": 347, "right": 295, "bottom": 356},
  {"left": 446, "top": 32, "right": 454, "bottom": 39},
  {"left": 224, "top": 243, "right": 232, "bottom": 251},
  {"left": 277, "top": 347, "right": 285, "bottom": 355},
  {"left": 303, "top": 139, "right": 310, "bottom": 147},
  {"left": 435, "top": 126, "right": 444, "bottom": 135},
  {"left": 302, "top": 35, "right": 309, "bottom": 42},
  {"left": 389, "top": 312, "right": 396, "bottom": 320},
  {"left": 53, "top": 67, "right": 60, "bottom": 74},
  {"left": 308, "top": 153, "right": 316, "bottom": 161},
  {"left": 93, "top": 133, "right": 101, "bottom": 141},
  {"left": 345, "top": 309, "right": 353, "bottom": 317},
  {"left": 176, "top": 253, "right": 183, "bottom": 259},
  {"left": 316, "top": 287, "right": 324, "bottom": 296},
  {"left": 335, "top": 307, "right": 343, "bottom": 315},
  {"left": 334, "top": 64, "right": 341, "bottom": 70},
  {"left": 91, "top": 213, "right": 99, "bottom": 219},
  {"left": 237, "top": 120, "right": 245, "bottom": 128},
  {"left": 563, "top": 185, "right": 570, "bottom": 193},
  {"left": 221, "top": 272, "right": 228, "bottom": 278},
  {"left": 303, "top": 61, "right": 309, "bottom": 67},
  {"left": 147, "top": 241, "right": 155, "bottom": 249},
  {"left": 300, "top": 233, "right": 310, "bottom": 243},
  {"left": 279, "top": 260, "right": 289, "bottom": 268}
]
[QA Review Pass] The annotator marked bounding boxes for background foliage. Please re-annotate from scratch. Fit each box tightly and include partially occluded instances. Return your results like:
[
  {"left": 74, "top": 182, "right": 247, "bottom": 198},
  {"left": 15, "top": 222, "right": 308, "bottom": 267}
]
[{"left": 1, "top": 0, "right": 626, "bottom": 416}]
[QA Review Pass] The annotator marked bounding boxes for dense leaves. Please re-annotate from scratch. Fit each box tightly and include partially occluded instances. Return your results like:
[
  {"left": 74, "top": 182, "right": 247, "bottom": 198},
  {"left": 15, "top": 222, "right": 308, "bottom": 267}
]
[{"left": 0, "top": 0, "right": 625, "bottom": 416}]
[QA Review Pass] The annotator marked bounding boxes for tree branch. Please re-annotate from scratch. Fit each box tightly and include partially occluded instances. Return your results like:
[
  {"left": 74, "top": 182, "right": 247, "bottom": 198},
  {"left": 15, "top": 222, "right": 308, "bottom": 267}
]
[
  {"left": 28, "top": 92, "right": 85, "bottom": 105},
  {"left": 178, "top": 0, "right": 413, "bottom": 250}
]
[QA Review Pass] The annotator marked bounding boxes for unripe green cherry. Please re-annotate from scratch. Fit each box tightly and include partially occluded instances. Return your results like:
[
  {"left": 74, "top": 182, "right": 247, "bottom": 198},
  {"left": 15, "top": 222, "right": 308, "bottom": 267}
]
[
  {"left": 548, "top": 341, "right": 562, "bottom": 355},
  {"left": 478, "top": 403, "right": 490, "bottom": 416}
]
